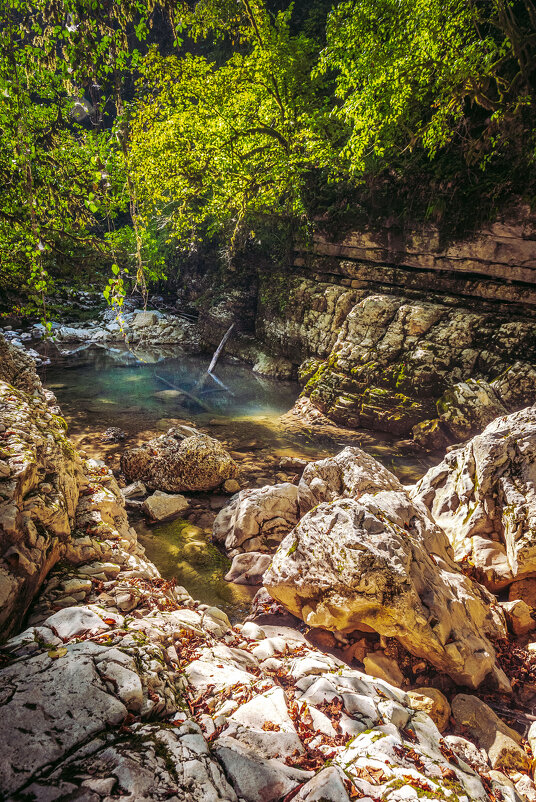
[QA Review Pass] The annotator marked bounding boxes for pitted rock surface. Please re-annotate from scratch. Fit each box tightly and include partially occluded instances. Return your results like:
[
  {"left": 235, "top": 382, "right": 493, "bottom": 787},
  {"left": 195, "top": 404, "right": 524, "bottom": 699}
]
[
  {"left": 0, "top": 338, "right": 85, "bottom": 637},
  {"left": 264, "top": 491, "right": 508, "bottom": 688},
  {"left": 0, "top": 334, "right": 43, "bottom": 395},
  {"left": 264, "top": 282, "right": 536, "bottom": 440},
  {"left": 411, "top": 405, "right": 536, "bottom": 590},
  {"left": 297, "top": 445, "right": 405, "bottom": 514},
  {"left": 213, "top": 483, "right": 299, "bottom": 556},
  {"left": 0, "top": 337, "right": 532, "bottom": 802},
  {"left": 121, "top": 427, "right": 239, "bottom": 492}
]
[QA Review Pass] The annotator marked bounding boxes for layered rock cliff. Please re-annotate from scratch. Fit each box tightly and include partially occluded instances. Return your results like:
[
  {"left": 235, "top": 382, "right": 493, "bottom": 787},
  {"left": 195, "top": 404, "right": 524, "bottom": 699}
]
[{"left": 198, "top": 210, "right": 536, "bottom": 447}]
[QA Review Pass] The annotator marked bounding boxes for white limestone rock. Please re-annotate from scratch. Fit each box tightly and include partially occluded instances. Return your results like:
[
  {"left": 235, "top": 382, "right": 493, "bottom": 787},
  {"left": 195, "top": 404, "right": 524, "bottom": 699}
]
[
  {"left": 264, "top": 491, "right": 508, "bottom": 689},
  {"left": 214, "top": 738, "right": 313, "bottom": 802},
  {"left": 224, "top": 551, "right": 272, "bottom": 585},
  {"left": 0, "top": 642, "right": 127, "bottom": 794},
  {"left": 44, "top": 606, "right": 110, "bottom": 640},
  {"left": 213, "top": 483, "right": 299, "bottom": 556},
  {"left": 411, "top": 406, "right": 536, "bottom": 590},
  {"left": 142, "top": 490, "right": 189, "bottom": 521},
  {"left": 298, "top": 445, "right": 405, "bottom": 514}
]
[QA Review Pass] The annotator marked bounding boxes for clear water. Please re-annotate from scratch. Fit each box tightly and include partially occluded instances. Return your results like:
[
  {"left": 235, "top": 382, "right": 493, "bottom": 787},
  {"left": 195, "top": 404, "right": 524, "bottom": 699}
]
[
  {"left": 39, "top": 342, "right": 437, "bottom": 619},
  {"left": 40, "top": 342, "right": 300, "bottom": 425},
  {"left": 134, "top": 517, "right": 256, "bottom": 621}
]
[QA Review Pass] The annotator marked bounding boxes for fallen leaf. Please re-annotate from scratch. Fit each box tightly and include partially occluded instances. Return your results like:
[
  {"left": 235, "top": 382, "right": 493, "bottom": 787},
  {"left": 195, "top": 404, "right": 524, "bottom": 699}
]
[{"left": 48, "top": 647, "right": 67, "bottom": 659}]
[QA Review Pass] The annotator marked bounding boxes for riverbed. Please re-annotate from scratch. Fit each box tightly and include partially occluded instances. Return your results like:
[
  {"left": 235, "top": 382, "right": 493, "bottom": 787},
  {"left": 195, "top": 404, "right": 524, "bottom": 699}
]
[{"left": 39, "top": 342, "right": 437, "bottom": 619}]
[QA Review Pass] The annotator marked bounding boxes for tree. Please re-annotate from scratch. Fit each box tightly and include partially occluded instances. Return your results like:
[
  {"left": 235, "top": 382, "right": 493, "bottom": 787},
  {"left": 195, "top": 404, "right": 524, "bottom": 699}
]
[
  {"left": 318, "top": 0, "right": 536, "bottom": 174},
  {"left": 0, "top": 0, "right": 159, "bottom": 312},
  {"left": 129, "top": 0, "right": 337, "bottom": 259}
]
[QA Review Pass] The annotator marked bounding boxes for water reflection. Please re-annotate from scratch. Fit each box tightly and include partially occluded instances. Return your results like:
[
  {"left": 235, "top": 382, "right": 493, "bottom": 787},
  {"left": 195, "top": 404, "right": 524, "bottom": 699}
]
[
  {"left": 38, "top": 343, "right": 438, "bottom": 617},
  {"left": 40, "top": 342, "right": 300, "bottom": 421}
]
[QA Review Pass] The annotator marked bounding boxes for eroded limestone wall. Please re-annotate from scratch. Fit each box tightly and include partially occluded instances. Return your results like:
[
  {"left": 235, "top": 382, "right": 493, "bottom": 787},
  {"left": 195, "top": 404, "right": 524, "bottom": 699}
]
[
  {"left": 0, "top": 337, "right": 85, "bottom": 638},
  {"left": 252, "top": 211, "right": 536, "bottom": 444}
]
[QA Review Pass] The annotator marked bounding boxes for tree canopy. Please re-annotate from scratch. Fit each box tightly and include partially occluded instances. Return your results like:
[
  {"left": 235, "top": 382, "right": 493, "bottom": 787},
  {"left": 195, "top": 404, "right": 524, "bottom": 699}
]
[{"left": 1, "top": 0, "right": 535, "bottom": 312}]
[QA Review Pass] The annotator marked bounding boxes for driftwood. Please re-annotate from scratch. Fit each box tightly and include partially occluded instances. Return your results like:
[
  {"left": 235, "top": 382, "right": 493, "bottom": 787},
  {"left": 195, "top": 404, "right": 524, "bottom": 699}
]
[
  {"left": 205, "top": 372, "right": 233, "bottom": 393},
  {"left": 208, "top": 324, "right": 234, "bottom": 373},
  {"left": 153, "top": 369, "right": 213, "bottom": 413},
  {"left": 195, "top": 324, "right": 235, "bottom": 395}
]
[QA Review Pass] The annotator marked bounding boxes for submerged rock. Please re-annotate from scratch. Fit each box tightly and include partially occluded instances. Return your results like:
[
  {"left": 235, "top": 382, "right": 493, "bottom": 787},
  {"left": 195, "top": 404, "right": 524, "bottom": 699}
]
[
  {"left": 411, "top": 405, "right": 536, "bottom": 590},
  {"left": 121, "top": 427, "right": 239, "bottom": 492},
  {"left": 100, "top": 425, "right": 126, "bottom": 442},
  {"left": 264, "top": 491, "right": 508, "bottom": 689}
]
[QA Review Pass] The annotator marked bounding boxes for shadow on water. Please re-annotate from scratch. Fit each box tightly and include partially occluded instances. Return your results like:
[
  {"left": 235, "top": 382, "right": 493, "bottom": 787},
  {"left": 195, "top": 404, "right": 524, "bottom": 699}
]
[
  {"left": 40, "top": 341, "right": 299, "bottom": 435},
  {"left": 40, "top": 342, "right": 435, "bottom": 481}
]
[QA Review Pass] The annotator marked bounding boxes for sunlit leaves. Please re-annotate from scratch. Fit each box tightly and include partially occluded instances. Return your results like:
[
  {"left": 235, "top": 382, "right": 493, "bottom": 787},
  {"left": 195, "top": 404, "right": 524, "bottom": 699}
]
[
  {"left": 317, "top": 0, "right": 535, "bottom": 174},
  {"left": 129, "top": 2, "right": 334, "bottom": 253}
]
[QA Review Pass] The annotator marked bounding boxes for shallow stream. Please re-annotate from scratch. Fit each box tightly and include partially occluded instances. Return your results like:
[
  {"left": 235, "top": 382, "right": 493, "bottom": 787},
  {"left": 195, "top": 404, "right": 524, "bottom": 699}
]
[{"left": 40, "top": 342, "right": 437, "bottom": 619}]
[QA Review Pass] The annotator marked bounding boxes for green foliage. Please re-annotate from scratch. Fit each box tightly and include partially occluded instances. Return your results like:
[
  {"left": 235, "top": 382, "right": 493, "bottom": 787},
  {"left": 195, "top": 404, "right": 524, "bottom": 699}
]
[
  {"left": 1, "top": 0, "right": 535, "bottom": 313},
  {"left": 129, "top": 0, "right": 337, "bottom": 254},
  {"left": 319, "top": 0, "right": 536, "bottom": 174},
  {"left": 0, "top": 0, "right": 165, "bottom": 315}
]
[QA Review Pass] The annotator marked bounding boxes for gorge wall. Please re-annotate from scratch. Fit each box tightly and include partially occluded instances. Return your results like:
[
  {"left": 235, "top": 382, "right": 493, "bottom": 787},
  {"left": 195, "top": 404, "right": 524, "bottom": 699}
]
[{"left": 198, "top": 207, "right": 536, "bottom": 447}]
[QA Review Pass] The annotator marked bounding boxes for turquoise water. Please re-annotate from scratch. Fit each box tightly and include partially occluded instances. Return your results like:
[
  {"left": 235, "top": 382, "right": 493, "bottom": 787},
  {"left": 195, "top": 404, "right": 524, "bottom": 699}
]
[
  {"left": 39, "top": 342, "right": 437, "bottom": 619},
  {"left": 39, "top": 342, "right": 435, "bottom": 480},
  {"left": 40, "top": 342, "right": 300, "bottom": 425}
]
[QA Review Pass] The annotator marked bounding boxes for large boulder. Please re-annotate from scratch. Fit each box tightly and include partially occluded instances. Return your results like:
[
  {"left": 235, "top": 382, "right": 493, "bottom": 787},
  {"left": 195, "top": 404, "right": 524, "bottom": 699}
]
[
  {"left": 413, "top": 362, "right": 536, "bottom": 449},
  {"left": 213, "top": 483, "right": 299, "bottom": 556},
  {"left": 298, "top": 446, "right": 403, "bottom": 514},
  {"left": 264, "top": 491, "right": 508, "bottom": 689},
  {"left": 121, "top": 427, "right": 239, "bottom": 493},
  {"left": 411, "top": 405, "right": 536, "bottom": 590}
]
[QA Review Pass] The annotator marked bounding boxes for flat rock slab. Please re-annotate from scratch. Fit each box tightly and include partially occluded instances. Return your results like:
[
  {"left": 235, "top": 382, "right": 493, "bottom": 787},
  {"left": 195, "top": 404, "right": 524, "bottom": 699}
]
[
  {"left": 0, "top": 642, "right": 127, "bottom": 794},
  {"left": 142, "top": 490, "right": 189, "bottom": 521}
]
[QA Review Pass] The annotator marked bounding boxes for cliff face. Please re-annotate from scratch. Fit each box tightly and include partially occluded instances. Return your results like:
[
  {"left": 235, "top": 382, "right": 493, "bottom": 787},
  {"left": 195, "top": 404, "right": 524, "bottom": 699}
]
[
  {"left": 249, "top": 209, "right": 536, "bottom": 445},
  {"left": 0, "top": 338, "right": 86, "bottom": 638}
]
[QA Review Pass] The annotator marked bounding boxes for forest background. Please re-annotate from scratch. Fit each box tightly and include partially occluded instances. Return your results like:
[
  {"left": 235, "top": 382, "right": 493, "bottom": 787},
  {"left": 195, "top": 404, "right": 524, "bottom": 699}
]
[{"left": 1, "top": 0, "right": 535, "bottom": 319}]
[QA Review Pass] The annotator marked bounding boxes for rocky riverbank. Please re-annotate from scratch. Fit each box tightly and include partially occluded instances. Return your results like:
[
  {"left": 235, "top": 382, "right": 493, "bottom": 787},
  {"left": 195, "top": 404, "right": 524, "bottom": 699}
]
[
  {"left": 2, "top": 334, "right": 536, "bottom": 800},
  {"left": 4, "top": 270, "right": 536, "bottom": 454}
]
